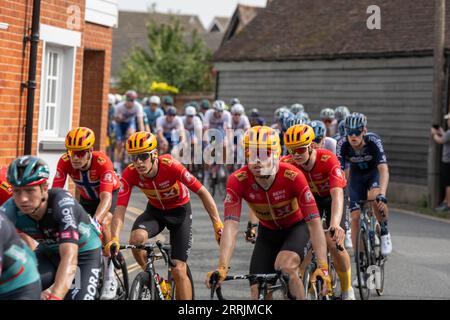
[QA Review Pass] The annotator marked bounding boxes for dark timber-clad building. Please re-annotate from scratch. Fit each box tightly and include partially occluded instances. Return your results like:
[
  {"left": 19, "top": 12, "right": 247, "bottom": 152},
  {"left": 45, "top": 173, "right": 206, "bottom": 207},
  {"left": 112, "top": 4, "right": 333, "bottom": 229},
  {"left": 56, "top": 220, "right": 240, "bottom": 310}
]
[{"left": 213, "top": 0, "right": 450, "bottom": 205}]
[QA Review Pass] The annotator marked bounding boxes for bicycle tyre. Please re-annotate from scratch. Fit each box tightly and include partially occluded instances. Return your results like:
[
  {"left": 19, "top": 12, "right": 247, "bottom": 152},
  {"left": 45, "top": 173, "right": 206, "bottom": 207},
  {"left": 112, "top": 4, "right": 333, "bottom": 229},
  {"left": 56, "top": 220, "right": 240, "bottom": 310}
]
[
  {"left": 355, "top": 228, "right": 370, "bottom": 300},
  {"left": 169, "top": 264, "right": 195, "bottom": 300},
  {"left": 375, "top": 231, "right": 385, "bottom": 296},
  {"left": 114, "top": 252, "right": 129, "bottom": 300},
  {"left": 129, "top": 272, "right": 158, "bottom": 300},
  {"left": 302, "top": 265, "right": 318, "bottom": 300}
]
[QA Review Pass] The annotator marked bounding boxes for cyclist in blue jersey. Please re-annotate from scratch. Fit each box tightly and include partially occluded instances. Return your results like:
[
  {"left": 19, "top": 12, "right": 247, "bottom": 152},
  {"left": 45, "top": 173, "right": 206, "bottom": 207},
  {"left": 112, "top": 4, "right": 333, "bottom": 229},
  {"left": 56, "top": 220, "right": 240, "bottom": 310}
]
[
  {"left": 249, "top": 108, "right": 266, "bottom": 127},
  {"left": 0, "top": 211, "right": 41, "bottom": 300},
  {"left": 336, "top": 113, "right": 392, "bottom": 270},
  {"left": 144, "top": 95, "right": 164, "bottom": 133},
  {"left": 1, "top": 156, "right": 102, "bottom": 300}
]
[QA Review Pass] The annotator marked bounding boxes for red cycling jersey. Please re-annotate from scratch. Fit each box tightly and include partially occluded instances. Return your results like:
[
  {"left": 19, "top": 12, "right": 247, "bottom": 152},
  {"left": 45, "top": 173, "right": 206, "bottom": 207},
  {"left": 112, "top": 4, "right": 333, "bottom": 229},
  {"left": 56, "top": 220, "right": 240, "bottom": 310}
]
[
  {"left": 0, "top": 166, "right": 13, "bottom": 206},
  {"left": 117, "top": 154, "right": 203, "bottom": 210},
  {"left": 224, "top": 162, "right": 320, "bottom": 230},
  {"left": 52, "top": 151, "right": 120, "bottom": 200},
  {"left": 281, "top": 149, "right": 347, "bottom": 198}
]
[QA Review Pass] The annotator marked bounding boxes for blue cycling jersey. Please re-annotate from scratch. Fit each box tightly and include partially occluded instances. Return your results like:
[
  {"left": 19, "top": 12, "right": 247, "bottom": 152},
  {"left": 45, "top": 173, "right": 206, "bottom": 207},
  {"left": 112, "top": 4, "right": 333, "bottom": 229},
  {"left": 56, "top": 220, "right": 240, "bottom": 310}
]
[
  {"left": 336, "top": 132, "right": 387, "bottom": 172},
  {"left": 144, "top": 106, "right": 164, "bottom": 130},
  {"left": 0, "top": 188, "right": 102, "bottom": 255},
  {"left": 0, "top": 212, "right": 40, "bottom": 295}
]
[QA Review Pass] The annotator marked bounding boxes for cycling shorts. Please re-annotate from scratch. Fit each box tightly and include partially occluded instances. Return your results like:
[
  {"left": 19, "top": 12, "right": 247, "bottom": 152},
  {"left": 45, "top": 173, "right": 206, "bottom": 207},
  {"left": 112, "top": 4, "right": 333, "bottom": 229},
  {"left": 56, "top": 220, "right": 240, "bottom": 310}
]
[
  {"left": 348, "top": 168, "right": 380, "bottom": 212},
  {"left": 314, "top": 195, "right": 347, "bottom": 231},
  {"left": 131, "top": 202, "right": 192, "bottom": 262},
  {"left": 36, "top": 247, "right": 102, "bottom": 300},
  {"left": 79, "top": 189, "right": 119, "bottom": 217},
  {"left": 0, "top": 280, "right": 41, "bottom": 300},
  {"left": 114, "top": 121, "right": 136, "bottom": 142},
  {"left": 249, "top": 221, "right": 309, "bottom": 285}
]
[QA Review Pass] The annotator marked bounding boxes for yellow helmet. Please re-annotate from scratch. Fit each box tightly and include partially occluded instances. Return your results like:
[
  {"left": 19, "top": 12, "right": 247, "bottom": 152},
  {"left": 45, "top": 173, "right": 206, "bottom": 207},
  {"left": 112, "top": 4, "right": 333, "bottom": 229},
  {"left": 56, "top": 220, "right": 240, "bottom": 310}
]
[
  {"left": 126, "top": 131, "right": 158, "bottom": 155},
  {"left": 284, "top": 124, "right": 315, "bottom": 149},
  {"left": 243, "top": 126, "right": 281, "bottom": 158},
  {"left": 65, "top": 127, "right": 95, "bottom": 151}
]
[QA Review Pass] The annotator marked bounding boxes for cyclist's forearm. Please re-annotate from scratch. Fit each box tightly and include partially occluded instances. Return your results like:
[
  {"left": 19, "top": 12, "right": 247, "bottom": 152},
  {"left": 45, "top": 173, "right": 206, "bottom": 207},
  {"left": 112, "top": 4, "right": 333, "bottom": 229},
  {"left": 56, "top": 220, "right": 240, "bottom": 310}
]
[
  {"left": 378, "top": 164, "right": 389, "bottom": 196},
  {"left": 307, "top": 218, "right": 328, "bottom": 264},
  {"left": 218, "top": 220, "right": 239, "bottom": 268},
  {"left": 94, "top": 192, "right": 112, "bottom": 223},
  {"left": 52, "top": 243, "right": 78, "bottom": 298},
  {"left": 330, "top": 187, "right": 344, "bottom": 227},
  {"left": 197, "top": 186, "right": 221, "bottom": 224},
  {"left": 111, "top": 206, "right": 127, "bottom": 238}
]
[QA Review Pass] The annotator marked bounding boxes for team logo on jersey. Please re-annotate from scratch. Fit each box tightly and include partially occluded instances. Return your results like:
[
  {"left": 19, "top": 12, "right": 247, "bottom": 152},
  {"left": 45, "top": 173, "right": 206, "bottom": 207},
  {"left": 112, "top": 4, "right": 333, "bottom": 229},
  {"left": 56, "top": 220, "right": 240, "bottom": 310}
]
[
  {"left": 321, "top": 154, "right": 331, "bottom": 162},
  {"left": 235, "top": 171, "right": 248, "bottom": 181},
  {"left": 184, "top": 171, "right": 193, "bottom": 183},
  {"left": 304, "top": 191, "right": 314, "bottom": 203},
  {"left": 284, "top": 170, "right": 298, "bottom": 181},
  {"left": 102, "top": 173, "right": 113, "bottom": 183},
  {"left": 161, "top": 157, "right": 173, "bottom": 167},
  {"left": 0, "top": 181, "right": 12, "bottom": 193},
  {"left": 62, "top": 153, "right": 70, "bottom": 162},
  {"left": 96, "top": 156, "right": 106, "bottom": 165}
]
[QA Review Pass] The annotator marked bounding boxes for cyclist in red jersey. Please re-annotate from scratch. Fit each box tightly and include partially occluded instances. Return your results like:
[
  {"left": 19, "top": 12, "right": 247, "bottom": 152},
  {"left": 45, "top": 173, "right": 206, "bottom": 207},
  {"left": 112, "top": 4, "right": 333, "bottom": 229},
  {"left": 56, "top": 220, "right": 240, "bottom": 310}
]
[
  {"left": 282, "top": 124, "right": 355, "bottom": 300},
  {"left": 0, "top": 166, "right": 13, "bottom": 206},
  {"left": 52, "top": 127, "right": 120, "bottom": 299},
  {"left": 106, "top": 131, "right": 223, "bottom": 300},
  {"left": 205, "top": 126, "right": 330, "bottom": 300}
]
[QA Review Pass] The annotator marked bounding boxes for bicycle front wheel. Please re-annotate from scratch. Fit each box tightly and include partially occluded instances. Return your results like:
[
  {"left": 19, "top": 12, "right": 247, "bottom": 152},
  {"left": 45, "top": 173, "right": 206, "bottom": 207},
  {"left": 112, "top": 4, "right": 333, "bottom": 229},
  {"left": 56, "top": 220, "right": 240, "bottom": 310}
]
[
  {"left": 114, "top": 252, "right": 129, "bottom": 300},
  {"left": 355, "top": 228, "right": 370, "bottom": 300},
  {"left": 302, "top": 265, "right": 318, "bottom": 300},
  {"left": 129, "top": 272, "right": 158, "bottom": 300}
]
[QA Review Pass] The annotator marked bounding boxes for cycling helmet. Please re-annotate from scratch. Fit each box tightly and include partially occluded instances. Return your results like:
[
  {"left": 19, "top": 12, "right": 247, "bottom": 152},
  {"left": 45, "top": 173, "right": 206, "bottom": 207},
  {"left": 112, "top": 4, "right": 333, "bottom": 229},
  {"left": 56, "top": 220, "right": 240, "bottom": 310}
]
[
  {"left": 290, "top": 103, "right": 305, "bottom": 114},
  {"left": 231, "top": 103, "right": 245, "bottom": 115},
  {"left": 115, "top": 94, "right": 123, "bottom": 103},
  {"left": 244, "top": 126, "right": 281, "bottom": 159},
  {"left": 162, "top": 95, "right": 174, "bottom": 105},
  {"left": 125, "top": 90, "right": 138, "bottom": 102},
  {"left": 320, "top": 108, "right": 335, "bottom": 120},
  {"left": 126, "top": 132, "right": 158, "bottom": 155},
  {"left": 167, "top": 106, "right": 177, "bottom": 116},
  {"left": 200, "top": 99, "right": 211, "bottom": 110},
  {"left": 279, "top": 110, "right": 293, "bottom": 130},
  {"left": 213, "top": 100, "right": 226, "bottom": 112},
  {"left": 344, "top": 112, "right": 367, "bottom": 130},
  {"left": 310, "top": 121, "right": 326, "bottom": 140},
  {"left": 189, "top": 101, "right": 199, "bottom": 111},
  {"left": 250, "top": 108, "right": 259, "bottom": 117},
  {"left": 230, "top": 98, "right": 240, "bottom": 107},
  {"left": 334, "top": 106, "right": 350, "bottom": 122},
  {"left": 149, "top": 95, "right": 161, "bottom": 105},
  {"left": 7, "top": 156, "right": 50, "bottom": 187},
  {"left": 274, "top": 107, "right": 289, "bottom": 119},
  {"left": 108, "top": 93, "right": 115, "bottom": 105},
  {"left": 65, "top": 127, "right": 95, "bottom": 151},
  {"left": 185, "top": 106, "right": 196, "bottom": 116},
  {"left": 284, "top": 114, "right": 309, "bottom": 129},
  {"left": 284, "top": 125, "right": 315, "bottom": 149}
]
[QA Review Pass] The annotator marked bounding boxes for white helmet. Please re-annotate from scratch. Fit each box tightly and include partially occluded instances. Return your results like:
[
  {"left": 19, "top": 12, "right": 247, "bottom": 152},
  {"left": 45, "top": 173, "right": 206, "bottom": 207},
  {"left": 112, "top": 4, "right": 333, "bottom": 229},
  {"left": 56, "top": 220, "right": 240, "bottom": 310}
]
[
  {"left": 108, "top": 93, "right": 115, "bottom": 105},
  {"left": 115, "top": 94, "right": 123, "bottom": 103},
  {"left": 185, "top": 106, "right": 197, "bottom": 116},
  {"left": 290, "top": 103, "right": 305, "bottom": 114},
  {"left": 320, "top": 108, "right": 335, "bottom": 120},
  {"left": 231, "top": 103, "right": 245, "bottom": 115},
  {"left": 149, "top": 95, "right": 161, "bottom": 105},
  {"left": 213, "top": 100, "right": 226, "bottom": 112}
]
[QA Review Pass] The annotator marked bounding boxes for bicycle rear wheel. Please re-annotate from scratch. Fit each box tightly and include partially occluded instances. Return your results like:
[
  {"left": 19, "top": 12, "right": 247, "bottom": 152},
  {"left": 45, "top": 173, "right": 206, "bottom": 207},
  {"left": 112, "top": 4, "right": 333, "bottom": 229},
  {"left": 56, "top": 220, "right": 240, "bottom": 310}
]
[
  {"left": 169, "top": 264, "right": 195, "bottom": 300},
  {"left": 129, "top": 272, "right": 158, "bottom": 300},
  {"left": 355, "top": 228, "right": 370, "bottom": 300}
]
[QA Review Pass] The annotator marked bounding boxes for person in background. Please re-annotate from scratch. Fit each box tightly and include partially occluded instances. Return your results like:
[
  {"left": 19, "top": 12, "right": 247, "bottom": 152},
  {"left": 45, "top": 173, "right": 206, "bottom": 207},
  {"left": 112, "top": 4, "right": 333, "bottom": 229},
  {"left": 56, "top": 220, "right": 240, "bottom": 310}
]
[
  {"left": 320, "top": 108, "right": 338, "bottom": 137},
  {"left": 431, "top": 112, "right": 450, "bottom": 212},
  {"left": 144, "top": 95, "right": 164, "bottom": 133},
  {"left": 162, "top": 95, "right": 174, "bottom": 114},
  {"left": 249, "top": 108, "right": 265, "bottom": 127},
  {"left": 199, "top": 99, "right": 211, "bottom": 122}
]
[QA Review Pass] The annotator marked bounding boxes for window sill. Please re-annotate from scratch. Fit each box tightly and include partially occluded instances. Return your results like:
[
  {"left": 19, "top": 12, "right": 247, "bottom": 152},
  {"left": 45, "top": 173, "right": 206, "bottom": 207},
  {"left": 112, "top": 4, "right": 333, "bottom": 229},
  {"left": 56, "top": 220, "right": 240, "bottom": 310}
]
[{"left": 39, "top": 140, "right": 66, "bottom": 152}]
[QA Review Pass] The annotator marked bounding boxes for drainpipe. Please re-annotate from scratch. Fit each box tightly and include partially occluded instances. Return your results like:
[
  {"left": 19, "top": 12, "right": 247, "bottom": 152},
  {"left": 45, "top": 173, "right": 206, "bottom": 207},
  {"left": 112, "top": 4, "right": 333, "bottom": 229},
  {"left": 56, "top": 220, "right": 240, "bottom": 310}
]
[{"left": 22, "top": 0, "right": 41, "bottom": 155}]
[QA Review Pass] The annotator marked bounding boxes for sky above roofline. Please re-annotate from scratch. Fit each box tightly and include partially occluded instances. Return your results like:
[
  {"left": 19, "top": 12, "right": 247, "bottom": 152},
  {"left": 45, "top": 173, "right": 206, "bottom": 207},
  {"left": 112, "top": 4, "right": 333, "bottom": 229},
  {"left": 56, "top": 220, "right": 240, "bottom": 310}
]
[{"left": 118, "top": 0, "right": 267, "bottom": 29}]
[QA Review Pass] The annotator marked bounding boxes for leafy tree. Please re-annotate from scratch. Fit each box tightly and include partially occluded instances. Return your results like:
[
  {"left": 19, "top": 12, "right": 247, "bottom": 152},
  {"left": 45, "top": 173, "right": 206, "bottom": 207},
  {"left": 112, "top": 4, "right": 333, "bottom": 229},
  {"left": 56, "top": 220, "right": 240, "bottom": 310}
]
[{"left": 119, "top": 18, "right": 213, "bottom": 94}]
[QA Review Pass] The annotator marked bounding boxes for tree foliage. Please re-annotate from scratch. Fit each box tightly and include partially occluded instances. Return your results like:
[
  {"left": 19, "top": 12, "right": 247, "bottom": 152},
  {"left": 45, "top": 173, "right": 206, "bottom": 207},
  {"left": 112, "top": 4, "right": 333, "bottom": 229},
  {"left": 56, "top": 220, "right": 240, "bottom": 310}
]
[{"left": 119, "top": 18, "right": 213, "bottom": 94}]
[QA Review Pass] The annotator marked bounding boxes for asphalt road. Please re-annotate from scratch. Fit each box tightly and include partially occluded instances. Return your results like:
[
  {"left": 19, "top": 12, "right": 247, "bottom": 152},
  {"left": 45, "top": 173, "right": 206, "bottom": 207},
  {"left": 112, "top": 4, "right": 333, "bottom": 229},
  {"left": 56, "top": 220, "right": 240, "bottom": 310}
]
[{"left": 119, "top": 189, "right": 450, "bottom": 300}]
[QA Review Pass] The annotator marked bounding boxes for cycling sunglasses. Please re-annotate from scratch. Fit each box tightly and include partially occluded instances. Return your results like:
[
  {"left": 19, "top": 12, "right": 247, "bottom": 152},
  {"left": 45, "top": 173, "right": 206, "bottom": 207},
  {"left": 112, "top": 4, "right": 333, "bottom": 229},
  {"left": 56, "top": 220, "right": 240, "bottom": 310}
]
[
  {"left": 68, "top": 149, "right": 89, "bottom": 158},
  {"left": 131, "top": 152, "right": 153, "bottom": 162},
  {"left": 346, "top": 128, "right": 364, "bottom": 136},
  {"left": 288, "top": 146, "right": 309, "bottom": 155}
]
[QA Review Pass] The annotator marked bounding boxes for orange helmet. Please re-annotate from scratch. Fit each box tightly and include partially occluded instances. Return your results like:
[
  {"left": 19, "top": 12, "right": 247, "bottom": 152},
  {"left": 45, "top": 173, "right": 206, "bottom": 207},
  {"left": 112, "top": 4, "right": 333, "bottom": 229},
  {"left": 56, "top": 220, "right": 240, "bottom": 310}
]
[
  {"left": 284, "top": 124, "right": 315, "bottom": 149},
  {"left": 65, "top": 127, "right": 95, "bottom": 151},
  {"left": 243, "top": 126, "right": 281, "bottom": 158},
  {"left": 126, "top": 131, "right": 158, "bottom": 155}
]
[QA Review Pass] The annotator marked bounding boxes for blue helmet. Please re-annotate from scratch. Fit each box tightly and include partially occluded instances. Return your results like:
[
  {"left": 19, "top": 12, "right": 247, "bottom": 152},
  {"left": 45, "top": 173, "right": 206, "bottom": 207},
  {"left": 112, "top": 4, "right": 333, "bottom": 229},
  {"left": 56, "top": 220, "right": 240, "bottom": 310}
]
[
  {"left": 284, "top": 114, "right": 309, "bottom": 129},
  {"left": 279, "top": 110, "right": 293, "bottom": 130},
  {"left": 344, "top": 112, "right": 367, "bottom": 130},
  {"left": 310, "top": 120, "right": 326, "bottom": 141}
]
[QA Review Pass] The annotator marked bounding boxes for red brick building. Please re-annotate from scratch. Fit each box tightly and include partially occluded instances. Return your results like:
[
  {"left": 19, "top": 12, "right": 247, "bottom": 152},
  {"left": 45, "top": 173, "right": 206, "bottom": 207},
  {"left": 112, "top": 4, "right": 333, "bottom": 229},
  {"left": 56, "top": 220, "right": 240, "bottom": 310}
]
[{"left": 0, "top": 0, "right": 117, "bottom": 183}]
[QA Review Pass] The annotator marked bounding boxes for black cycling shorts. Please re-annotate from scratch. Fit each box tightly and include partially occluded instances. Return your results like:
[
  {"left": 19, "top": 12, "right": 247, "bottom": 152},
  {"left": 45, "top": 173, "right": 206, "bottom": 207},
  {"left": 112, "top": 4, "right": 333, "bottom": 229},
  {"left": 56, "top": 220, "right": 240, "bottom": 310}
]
[
  {"left": 79, "top": 189, "right": 119, "bottom": 217},
  {"left": 36, "top": 247, "right": 102, "bottom": 300},
  {"left": 0, "top": 280, "right": 41, "bottom": 300},
  {"left": 249, "top": 221, "right": 309, "bottom": 284},
  {"left": 315, "top": 195, "right": 347, "bottom": 231},
  {"left": 131, "top": 202, "right": 192, "bottom": 262}
]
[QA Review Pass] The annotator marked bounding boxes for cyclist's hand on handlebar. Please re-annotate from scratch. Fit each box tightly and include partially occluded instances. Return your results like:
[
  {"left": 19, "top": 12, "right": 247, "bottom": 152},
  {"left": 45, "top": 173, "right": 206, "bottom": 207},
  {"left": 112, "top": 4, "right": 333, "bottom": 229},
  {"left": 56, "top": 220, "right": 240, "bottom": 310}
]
[
  {"left": 245, "top": 222, "right": 257, "bottom": 244},
  {"left": 375, "top": 194, "right": 388, "bottom": 213},
  {"left": 329, "top": 225, "right": 345, "bottom": 245},
  {"left": 205, "top": 266, "right": 228, "bottom": 288},
  {"left": 104, "top": 236, "right": 120, "bottom": 257},
  {"left": 312, "top": 262, "right": 332, "bottom": 296},
  {"left": 213, "top": 221, "right": 224, "bottom": 244}
]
